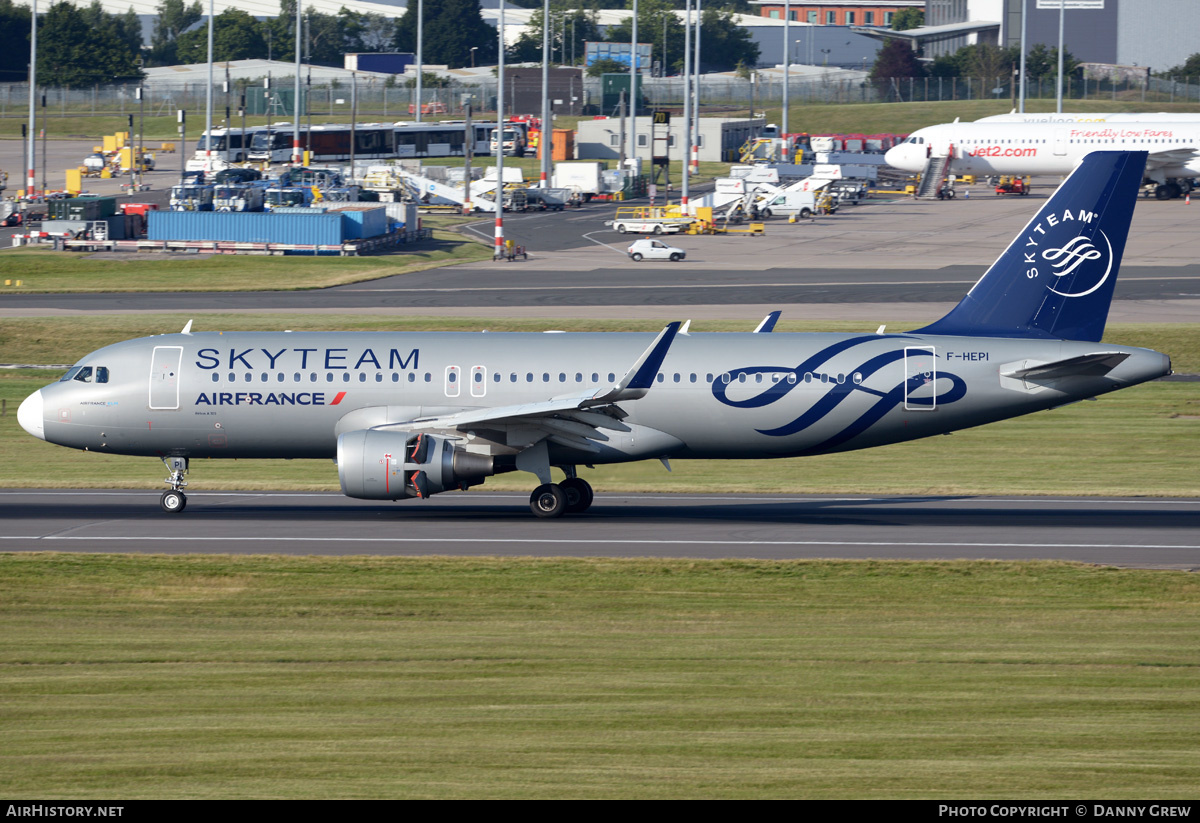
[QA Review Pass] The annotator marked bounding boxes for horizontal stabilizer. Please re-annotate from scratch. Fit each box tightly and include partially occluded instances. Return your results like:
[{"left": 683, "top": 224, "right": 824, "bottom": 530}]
[{"left": 1002, "top": 352, "right": 1130, "bottom": 381}]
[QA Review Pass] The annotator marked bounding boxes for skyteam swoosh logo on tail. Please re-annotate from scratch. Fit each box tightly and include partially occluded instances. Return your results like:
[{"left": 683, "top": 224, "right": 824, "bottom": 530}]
[
  {"left": 1042, "top": 231, "right": 1112, "bottom": 297},
  {"left": 712, "top": 336, "right": 967, "bottom": 454}
]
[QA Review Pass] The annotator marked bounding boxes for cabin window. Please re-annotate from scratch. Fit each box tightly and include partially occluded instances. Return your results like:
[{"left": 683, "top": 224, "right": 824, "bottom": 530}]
[
  {"left": 559, "top": 373, "right": 566, "bottom": 382},
  {"left": 656, "top": 374, "right": 664, "bottom": 383},
  {"left": 358, "top": 373, "right": 366, "bottom": 382},
  {"left": 310, "top": 373, "right": 318, "bottom": 382},
  {"left": 392, "top": 374, "right": 399, "bottom": 383},
  {"left": 608, "top": 373, "right": 616, "bottom": 382},
  {"left": 542, "top": 373, "right": 550, "bottom": 383},
  {"left": 424, "top": 373, "right": 432, "bottom": 383},
  {"left": 227, "top": 372, "right": 236, "bottom": 382},
  {"left": 376, "top": 374, "right": 383, "bottom": 383},
  {"left": 211, "top": 373, "right": 220, "bottom": 383},
  {"left": 293, "top": 372, "right": 301, "bottom": 382},
  {"left": 408, "top": 373, "right": 416, "bottom": 382},
  {"left": 343, "top": 373, "right": 351, "bottom": 383},
  {"left": 591, "top": 372, "right": 599, "bottom": 383},
  {"left": 575, "top": 372, "right": 583, "bottom": 383}
]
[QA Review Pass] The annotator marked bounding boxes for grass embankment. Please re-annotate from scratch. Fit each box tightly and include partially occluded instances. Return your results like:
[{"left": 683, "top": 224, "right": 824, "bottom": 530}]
[
  {"left": 1, "top": 555, "right": 1199, "bottom": 799},
  {"left": 0, "top": 235, "right": 492, "bottom": 293},
  {"left": 1, "top": 316, "right": 1196, "bottom": 497}
]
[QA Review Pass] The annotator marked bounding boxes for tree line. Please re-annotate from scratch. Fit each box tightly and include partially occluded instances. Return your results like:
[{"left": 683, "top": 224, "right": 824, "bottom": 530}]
[{"left": 0, "top": 0, "right": 760, "bottom": 88}]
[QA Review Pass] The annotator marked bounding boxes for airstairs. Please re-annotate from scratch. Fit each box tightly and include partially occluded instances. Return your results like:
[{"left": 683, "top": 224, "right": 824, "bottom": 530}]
[{"left": 916, "top": 152, "right": 952, "bottom": 199}]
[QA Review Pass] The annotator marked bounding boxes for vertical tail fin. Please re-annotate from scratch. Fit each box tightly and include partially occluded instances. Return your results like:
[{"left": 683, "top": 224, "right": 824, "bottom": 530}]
[{"left": 915, "top": 151, "right": 1147, "bottom": 342}]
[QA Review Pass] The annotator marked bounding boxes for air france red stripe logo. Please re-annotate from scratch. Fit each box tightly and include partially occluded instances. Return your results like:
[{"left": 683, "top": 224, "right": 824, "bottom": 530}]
[{"left": 331, "top": 392, "right": 347, "bottom": 405}]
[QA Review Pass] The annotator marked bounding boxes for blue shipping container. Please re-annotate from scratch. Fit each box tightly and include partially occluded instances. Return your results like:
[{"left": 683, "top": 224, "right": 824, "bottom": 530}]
[
  {"left": 148, "top": 211, "right": 345, "bottom": 245},
  {"left": 328, "top": 206, "right": 389, "bottom": 239}
]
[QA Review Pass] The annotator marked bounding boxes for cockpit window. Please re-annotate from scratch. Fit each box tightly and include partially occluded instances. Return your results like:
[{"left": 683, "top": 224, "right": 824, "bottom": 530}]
[{"left": 59, "top": 366, "right": 108, "bottom": 384}]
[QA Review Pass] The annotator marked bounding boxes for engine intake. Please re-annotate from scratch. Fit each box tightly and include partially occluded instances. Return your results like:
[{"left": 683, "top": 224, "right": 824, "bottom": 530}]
[{"left": 337, "top": 430, "right": 494, "bottom": 500}]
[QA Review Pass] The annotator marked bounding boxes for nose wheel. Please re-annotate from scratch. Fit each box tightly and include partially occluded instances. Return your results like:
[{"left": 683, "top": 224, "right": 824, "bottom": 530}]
[{"left": 160, "top": 456, "right": 189, "bottom": 514}]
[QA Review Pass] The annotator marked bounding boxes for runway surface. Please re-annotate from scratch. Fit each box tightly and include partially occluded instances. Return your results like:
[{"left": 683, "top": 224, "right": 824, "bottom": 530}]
[{"left": 3, "top": 490, "right": 1199, "bottom": 569}]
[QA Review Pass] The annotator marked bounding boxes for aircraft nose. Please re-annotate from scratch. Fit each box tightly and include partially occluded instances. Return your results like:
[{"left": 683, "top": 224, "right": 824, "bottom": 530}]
[
  {"left": 17, "top": 389, "right": 45, "bottom": 441},
  {"left": 885, "top": 145, "right": 910, "bottom": 170}
]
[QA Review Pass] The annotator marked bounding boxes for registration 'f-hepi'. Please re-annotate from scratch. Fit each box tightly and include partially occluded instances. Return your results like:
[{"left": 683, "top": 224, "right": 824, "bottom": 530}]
[{"left": 18, "top": 153, "right": 1172, "bottom": 518}]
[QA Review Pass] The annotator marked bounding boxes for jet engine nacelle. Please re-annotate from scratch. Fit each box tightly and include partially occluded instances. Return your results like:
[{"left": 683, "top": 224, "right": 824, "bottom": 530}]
[{"left": 337, "top": 429, "right": 494, "bottom": 500}]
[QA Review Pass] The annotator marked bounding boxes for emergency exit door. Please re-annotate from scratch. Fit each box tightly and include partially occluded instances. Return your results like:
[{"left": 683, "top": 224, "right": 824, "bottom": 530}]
[{"left": 904, "top": 346, "right": 938, "bottom": 411}]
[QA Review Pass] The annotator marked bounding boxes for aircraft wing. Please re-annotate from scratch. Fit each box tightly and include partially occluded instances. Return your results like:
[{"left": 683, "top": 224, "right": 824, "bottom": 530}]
[
  {"left": 1002, "top": 352, "right": 1130, "bottom": 381},
  {"left": 376, "top": 322, "right": 682, "bottom": 453},
  {"left": 1145, "top": 148, "right": 1198, "bottom": 170}
]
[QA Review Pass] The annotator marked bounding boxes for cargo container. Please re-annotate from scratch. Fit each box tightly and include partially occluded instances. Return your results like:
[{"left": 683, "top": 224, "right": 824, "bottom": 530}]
[
  {"left": 48, "top": 195, "right": 118, "bottom": 221},
  {"left": 324, "top": 204, "right": 388, "bottom": 239},
  {"left": 147, "top": 210, "right": 346, "bottom": 246}
]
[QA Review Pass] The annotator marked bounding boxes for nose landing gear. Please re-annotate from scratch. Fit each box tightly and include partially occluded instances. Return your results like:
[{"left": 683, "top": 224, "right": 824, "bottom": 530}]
[{"left": 160, "top": 456, "right": 189, "bottom": 513}]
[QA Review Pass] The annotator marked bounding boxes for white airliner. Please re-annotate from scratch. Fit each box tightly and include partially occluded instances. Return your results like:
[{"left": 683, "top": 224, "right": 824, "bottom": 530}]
[
  {"left": 17, "top": 153, "right": 1172, "bottom": 518},
  {"left": 885, "top": 119, "right": 1200, "bottom": 198},
  {"left": 978, "top": 111, "right": 1200, "bottom": 124}
]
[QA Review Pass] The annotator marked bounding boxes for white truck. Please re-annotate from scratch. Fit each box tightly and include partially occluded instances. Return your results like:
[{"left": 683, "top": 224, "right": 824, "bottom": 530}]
[
  {"left": 552, "top": 161, "right": 611, "bottom": 202},
  {"left": 756, "top": 185, "right": 835, "bottom": 220}
]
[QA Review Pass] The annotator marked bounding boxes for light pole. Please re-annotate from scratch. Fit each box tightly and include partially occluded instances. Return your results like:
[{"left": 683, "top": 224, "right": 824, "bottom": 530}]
[
  {"left": 293, "top": 0, "right": 302, "bottom": 164},
  {"left": 26, "top": 0, "right": 36, "bottom": 197},
  {"left": 782, "top": 0, "right": 790, "bottom": 137},
  {"left": 494, "top": 1, "right": 505, "bottom": 259},
  {"left": 541, "top": 0, "right": 549, "bottom": 188},
  {"left": 416, "top": 0, "right": 423, "bottom": 122},
  {"left": 470, "top": 47, "right": 478, "bottom": 69}
]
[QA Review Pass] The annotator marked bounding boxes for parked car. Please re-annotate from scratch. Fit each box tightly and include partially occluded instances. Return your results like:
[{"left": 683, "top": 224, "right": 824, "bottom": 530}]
[{"left": 627, "top": 238, "right": 686, "bottom": 262}]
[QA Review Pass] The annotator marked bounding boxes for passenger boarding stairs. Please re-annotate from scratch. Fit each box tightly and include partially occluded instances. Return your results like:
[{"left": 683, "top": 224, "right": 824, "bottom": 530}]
[{"left": 916, "top": 151, "right": 952, "bottom": 199}]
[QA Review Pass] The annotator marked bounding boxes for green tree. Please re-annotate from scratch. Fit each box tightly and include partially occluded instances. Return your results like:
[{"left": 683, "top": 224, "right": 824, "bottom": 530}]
[
  {"left": 38, "top": 1, "right": 141, "bottom": 84},
  {"left": 177, "top": 9, "right": 267, "bottom": 63},
  {"left": 510, "top": 5, "right": 601, "bottom": 66},
  {"left": 1157, "top": 53, "right": 1200, "bottom": 77},
  {"left": 586, "top": 57, "right": 627, "bottom": 77},
  {"left": 605, "top": 0, "right": 685, "bottom": 76},
  {"left": 1022, "top": 43, "right": 1079, "bottom": 82},
  {"left": 0, "top": 0, "right": 31, "bottom": 85},
  {"left": 869, "top": 38, "right": 924, "bottom": 99},
  {"left": 148, "top": 0, "right": 201, "bottom": 66},
  {"left": 393, "top": 0, "right": 496, "bottom": 69},
  {"left": 891, "top": 8, "right": 924, "bottom": 31},
  {"left": 340, "top": 9, "right": 394, "bottom": 53},
  {"left": 694, "top": 6, "right": 759, "bottom": 73}
]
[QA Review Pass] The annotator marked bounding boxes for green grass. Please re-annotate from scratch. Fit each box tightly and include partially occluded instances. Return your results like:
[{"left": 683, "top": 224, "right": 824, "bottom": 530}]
[
  {"left": 0, "top": 234, "right": 492, "bottom": 293},
  {"left": 1, "top": 555, "right": 1198, "bottom": 798},
  {"left": 2, "top": 316, "right": 1196, "bottom": 497}
]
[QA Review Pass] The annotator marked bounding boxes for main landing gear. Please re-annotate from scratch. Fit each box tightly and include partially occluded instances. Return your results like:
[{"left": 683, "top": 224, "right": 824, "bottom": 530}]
[
  {"left": 160, "top": 456, "right": 188, "bottom": 513},
  {"left": 529, "top": 475, "right": 594, "bottom": 518}
]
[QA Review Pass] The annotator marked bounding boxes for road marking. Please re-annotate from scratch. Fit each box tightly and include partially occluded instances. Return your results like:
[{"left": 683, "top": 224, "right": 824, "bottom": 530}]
[
  {"left": 1, "top": 535, "right": 1197, "bottom": 550},
  {"left": 0, "top": 491, "right": 1198, "bottom": 506}
]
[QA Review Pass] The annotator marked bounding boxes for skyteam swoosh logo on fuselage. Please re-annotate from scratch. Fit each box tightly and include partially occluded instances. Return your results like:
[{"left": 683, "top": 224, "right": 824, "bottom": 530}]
[{"left": 712, "top": 336, "right": 967, "bottom": 454}]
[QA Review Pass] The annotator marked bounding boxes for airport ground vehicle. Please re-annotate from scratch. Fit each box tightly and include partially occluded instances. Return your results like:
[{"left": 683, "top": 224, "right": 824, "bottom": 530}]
[
  {"left": 995, "top": 177, "right": 1028, "bottom": 195},
  {"left": 627, "top": 238, "right": 686, "bottom": 262}
]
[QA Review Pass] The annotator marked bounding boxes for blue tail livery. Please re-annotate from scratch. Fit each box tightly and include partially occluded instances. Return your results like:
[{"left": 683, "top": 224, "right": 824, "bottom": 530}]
[{"left": 916, "top": 151, "right": 1147, "bottom": 342}]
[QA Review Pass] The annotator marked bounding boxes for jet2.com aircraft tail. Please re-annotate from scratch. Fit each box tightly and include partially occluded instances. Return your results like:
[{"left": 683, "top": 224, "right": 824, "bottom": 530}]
[{"left": 917, "top": 151, "right": 1147, "bottom": 342}]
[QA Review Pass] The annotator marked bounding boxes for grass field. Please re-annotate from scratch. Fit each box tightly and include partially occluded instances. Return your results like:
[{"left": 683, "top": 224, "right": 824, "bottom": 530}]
[
  {"left": 1, "top": 555, "right": 1198, "bottom": 799},
  {"left": 5, "top": 100, "right": 1200, "bottom": 143},
  {"left": 2, "top": 316, "right": 1196, "bottom": 497},
  {"left": 0, "top": 233, "right": 493, "bottom": 293}
]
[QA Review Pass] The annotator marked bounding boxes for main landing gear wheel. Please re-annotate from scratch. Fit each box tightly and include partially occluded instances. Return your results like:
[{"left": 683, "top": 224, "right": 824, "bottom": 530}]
[
  {"left": 560, "top": 477, "right": 594, "bottom": 514},
  {"left": 160, "top": 490, "right": 187, "bottom": 513},
  {"left": 530, "top": 483, "right": 568, "bottom": 518}
]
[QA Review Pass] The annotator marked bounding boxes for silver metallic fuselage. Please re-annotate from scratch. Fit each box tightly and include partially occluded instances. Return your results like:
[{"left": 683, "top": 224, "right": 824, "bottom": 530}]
[{"left": 21, "top": 330, "right": 1171, "bottom": 465}]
